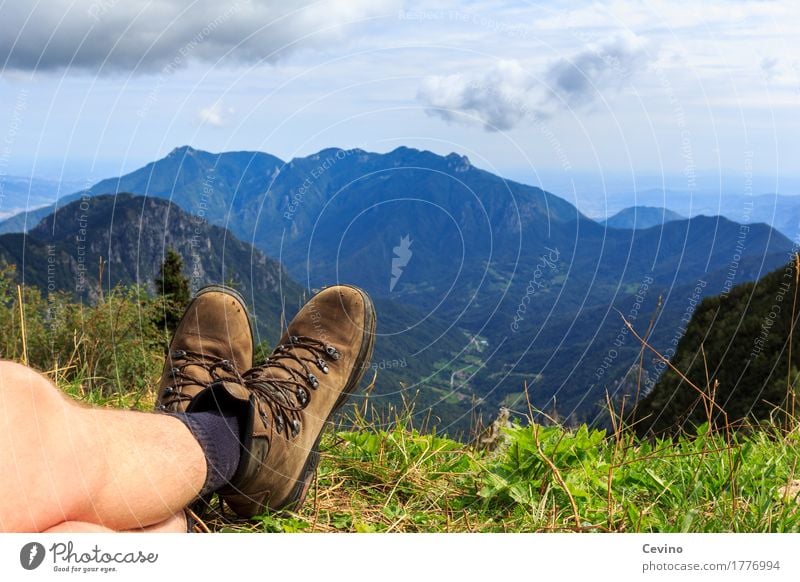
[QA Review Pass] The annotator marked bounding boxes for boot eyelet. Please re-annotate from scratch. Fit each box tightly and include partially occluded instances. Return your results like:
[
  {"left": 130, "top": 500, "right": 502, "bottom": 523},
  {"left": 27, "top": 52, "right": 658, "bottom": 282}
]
[
  {"left": 171, "top": 350, "right": 186, "bottom": 359},
  {"left": 289, "top": 335, "right": 299, "bottom": 344},
  {"left": 325, "top": 345, "right": 340, "bottom": 360},
  {"left": 171, "top": 367, "right": 180, "bottom": 375},
  {"left": 308, "top": 373, "right": 319, "bottom": 389},
  {"left": 297, "top": 388, "right": 308, "bottom": 405},
  {"left": 316, "top": 358, "right": 329, "bottom": 373},
  {"left": 291, "top": 419, "right": 301, "bottom": 437}
]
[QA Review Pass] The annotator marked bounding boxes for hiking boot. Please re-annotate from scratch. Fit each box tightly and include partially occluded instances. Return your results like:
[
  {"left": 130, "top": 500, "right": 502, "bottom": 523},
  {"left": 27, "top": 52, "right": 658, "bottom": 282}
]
[
  {"left": 187, "top": 284, "right": 376, "bottom": 517},
  {"left": 156, "top": 285, "right": 254, "bottom": 413}
]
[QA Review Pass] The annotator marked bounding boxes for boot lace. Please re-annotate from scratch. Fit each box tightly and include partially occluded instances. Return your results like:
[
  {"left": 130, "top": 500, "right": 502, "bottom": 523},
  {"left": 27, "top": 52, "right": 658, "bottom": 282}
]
[
  {"left": 244, "top": 335, "right": 341, "bottom": 439},
  {"left": 159, "top": 349, "right": 242, "bottom": 410}
]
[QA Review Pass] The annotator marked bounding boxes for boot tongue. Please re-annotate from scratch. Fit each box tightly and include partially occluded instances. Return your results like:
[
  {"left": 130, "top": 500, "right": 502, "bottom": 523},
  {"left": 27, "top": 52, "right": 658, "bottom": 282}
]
[
  {"left": 186, "top": 379, "right": 251, "bottom": 415},
  {"left": 213, "top": 379, "right": 252, "bottom": 401},
  {"left": 179, "top": 364, "right": 215, "bottom": 388}
]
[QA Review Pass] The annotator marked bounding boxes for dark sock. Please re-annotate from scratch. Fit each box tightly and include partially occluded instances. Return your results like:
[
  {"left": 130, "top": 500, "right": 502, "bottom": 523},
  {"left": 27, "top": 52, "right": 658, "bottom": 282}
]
[{"left": 170, "top": 411, "right": 241, "bottom": 497}]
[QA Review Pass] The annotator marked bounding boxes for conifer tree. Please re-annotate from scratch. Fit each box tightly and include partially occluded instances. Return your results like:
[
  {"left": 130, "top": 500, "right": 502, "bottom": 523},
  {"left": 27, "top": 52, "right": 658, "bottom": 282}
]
[{"left": 155, "top": 248, "right": 190, "bottom": 333}]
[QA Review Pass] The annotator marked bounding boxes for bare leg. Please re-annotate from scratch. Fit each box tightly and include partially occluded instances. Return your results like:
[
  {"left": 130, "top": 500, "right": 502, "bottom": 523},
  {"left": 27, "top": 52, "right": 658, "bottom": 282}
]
[{"left": 0, "top": 361, "right": 207, "bottom": 532}]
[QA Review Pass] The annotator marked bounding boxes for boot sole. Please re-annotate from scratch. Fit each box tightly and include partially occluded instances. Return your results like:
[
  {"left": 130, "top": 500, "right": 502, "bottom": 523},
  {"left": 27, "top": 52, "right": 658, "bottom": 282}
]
[{"left": 276, "top": 284, "right": 377, "bottom": 512}]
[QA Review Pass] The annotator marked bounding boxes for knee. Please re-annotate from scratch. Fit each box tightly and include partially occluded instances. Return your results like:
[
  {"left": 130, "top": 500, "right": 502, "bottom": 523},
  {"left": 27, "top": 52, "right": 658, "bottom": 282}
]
[
  {"left": 0, "top": 359, "right": 44, "bottom": 381},
  {"left": 0, "top": 360, "right": 67, "bottom": 413}
]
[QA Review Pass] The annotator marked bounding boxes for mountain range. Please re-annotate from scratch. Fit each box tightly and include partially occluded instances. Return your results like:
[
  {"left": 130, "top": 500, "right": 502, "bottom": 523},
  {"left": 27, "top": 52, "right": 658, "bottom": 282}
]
[
  {"left": 582, "top": 188, "right": 800, "bottom": 240},
  {"left": 0, "top": 146, "right": 794, "bottom": 433}
]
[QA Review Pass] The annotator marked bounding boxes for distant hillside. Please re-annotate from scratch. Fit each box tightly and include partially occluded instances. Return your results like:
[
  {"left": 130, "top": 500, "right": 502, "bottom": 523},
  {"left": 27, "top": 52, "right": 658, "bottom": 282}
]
[
  {"left": 630, "top": 259, "right": 800, "bottom": 436},
  {"left": 602, "top": 206, "right": 684, "bottom": 230},
  {"left": 0, "top": 193, "right": 305, "bottom": 343}
]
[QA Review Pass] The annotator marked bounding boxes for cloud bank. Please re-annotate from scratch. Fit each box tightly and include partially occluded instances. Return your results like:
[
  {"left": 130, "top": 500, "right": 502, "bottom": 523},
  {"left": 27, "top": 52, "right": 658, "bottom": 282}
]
[{"left": 0, "top": 0, "right": 398, "bottom": 74}]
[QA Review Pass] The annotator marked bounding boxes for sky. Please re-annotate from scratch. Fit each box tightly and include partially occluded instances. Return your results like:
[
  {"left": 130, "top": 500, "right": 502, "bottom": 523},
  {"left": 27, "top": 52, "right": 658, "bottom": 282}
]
[{"left": 0, "top": 0, "right": 798, "bottom": 209}]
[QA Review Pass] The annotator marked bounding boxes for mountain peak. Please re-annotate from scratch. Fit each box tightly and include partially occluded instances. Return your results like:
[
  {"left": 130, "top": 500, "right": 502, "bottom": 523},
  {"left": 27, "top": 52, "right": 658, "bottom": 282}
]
[
  {"left": 167, "top": 145, "right": 198, "bottom": 157},
  {"left": 384, "top": 146, "right": 471, "bottom": 170},
  {"left": 306, "top": 147, "right": 367, "bottom": 161},
  {"left": 446, "top": 152, "right": 471, "bottom": 172}
]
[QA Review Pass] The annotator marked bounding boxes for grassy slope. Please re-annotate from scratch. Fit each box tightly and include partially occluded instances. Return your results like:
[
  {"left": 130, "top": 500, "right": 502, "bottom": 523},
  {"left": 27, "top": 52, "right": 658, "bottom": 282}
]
[{"left": 255, "top": 422, "right": 800, "bottom": 533}]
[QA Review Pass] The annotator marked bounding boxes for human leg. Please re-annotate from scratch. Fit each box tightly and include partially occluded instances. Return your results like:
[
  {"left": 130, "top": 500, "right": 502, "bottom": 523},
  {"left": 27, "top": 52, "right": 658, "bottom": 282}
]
[{"left": 0, "top": 361, "right": 206, "bottom": 532}]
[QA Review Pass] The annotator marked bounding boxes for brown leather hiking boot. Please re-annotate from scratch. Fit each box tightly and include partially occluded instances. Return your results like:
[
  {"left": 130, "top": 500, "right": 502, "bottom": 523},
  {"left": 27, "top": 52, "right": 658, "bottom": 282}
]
[
  {"left": 156, "top": 285, "right": 254, "bottom": 413},
  {"left": 187, "top": 284, "right": 376, "bottom": 517}
]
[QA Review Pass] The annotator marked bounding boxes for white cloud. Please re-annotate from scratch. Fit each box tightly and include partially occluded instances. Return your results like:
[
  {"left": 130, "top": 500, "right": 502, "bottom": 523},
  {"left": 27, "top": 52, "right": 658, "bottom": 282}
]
[
  {"left": 418, "top": 34, "right": 651, "bottom": 132},
  {"left": 418, "top": 60, "right": 535, "bottom": 131},
  {"left": 197, "top": 102, "right": 234, "bottom": 127},
  {"left": 546, "top": 33, "right": 649, "bottom": 108},
  {"left": 0, "top": 0, "right": 401, "bottom": 74}
]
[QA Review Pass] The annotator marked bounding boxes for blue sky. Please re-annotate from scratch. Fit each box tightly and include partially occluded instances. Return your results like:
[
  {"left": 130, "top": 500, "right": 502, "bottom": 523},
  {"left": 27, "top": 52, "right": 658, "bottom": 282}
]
[{"left": 0, "top": 0, "right": 798, "bottom": 204}]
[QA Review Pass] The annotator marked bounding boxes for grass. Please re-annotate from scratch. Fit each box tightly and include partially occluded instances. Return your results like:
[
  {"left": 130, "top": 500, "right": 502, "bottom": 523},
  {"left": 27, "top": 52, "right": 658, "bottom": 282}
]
[{"left": 191, "top": 412, "right": 800, "bottom": 533}]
